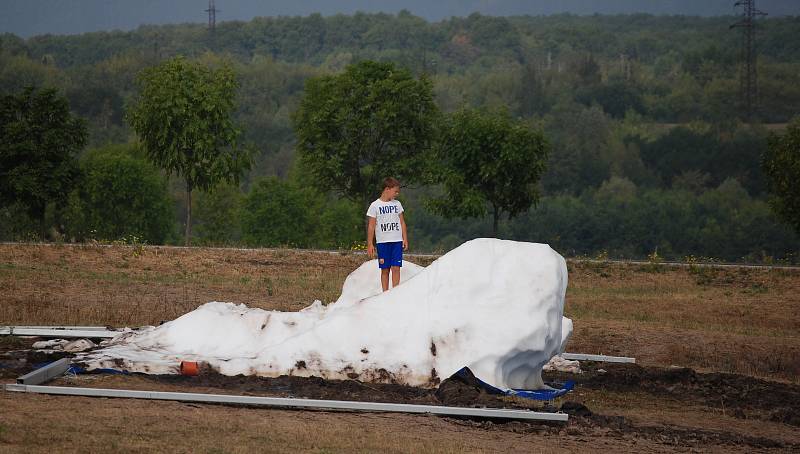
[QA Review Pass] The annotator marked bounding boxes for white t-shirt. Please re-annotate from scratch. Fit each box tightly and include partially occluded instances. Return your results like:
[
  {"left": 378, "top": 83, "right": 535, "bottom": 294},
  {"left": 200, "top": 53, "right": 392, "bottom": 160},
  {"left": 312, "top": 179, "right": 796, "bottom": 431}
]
[{"left": 366, "top": 198, "right": 404, "bottom": 243}]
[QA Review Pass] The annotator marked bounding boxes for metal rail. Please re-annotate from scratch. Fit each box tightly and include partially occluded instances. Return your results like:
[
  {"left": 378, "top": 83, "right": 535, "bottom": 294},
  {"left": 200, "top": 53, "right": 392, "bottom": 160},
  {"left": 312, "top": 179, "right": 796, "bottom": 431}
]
[
  {"left": 3, "top": 325, "right": 110, "bottom": 330},
  {"left": 15, "top": 358, "right": 71, "bottom": 385},
  {"left": 0, "top": 327, "right": 121, "bottom": 338},
  {"left": 561, "top": 353, "right": 636, "bottom": 363},
  {"left": 3, "top": 384, "right": 568, "bottom": 422}
]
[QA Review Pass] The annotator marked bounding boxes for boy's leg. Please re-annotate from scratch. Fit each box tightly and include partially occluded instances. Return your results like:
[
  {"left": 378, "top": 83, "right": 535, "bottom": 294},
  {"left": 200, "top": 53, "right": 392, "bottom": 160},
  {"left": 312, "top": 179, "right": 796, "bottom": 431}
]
[
  {"left": 390, "top": 241, "right": 402, "bottom": 288},
  {"left": 377, "top": 242, "right": 391, "bottom": 291},
  {"left": 381, "top": 268, "right": 390, "bottom": 291}
]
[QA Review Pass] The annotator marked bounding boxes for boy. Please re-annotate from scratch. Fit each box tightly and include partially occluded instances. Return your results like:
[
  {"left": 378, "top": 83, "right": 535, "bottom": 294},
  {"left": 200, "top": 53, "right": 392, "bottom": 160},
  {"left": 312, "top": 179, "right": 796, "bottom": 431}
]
[{"left": 366, "top": 177, "right": 408, "bottom": 291}]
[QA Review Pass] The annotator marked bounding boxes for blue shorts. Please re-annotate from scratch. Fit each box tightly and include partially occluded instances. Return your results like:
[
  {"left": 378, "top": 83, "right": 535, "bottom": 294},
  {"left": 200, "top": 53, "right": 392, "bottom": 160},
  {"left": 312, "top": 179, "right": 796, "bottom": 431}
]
[{"left": 376, "top": 241, "right": 403, "bottom": 269}]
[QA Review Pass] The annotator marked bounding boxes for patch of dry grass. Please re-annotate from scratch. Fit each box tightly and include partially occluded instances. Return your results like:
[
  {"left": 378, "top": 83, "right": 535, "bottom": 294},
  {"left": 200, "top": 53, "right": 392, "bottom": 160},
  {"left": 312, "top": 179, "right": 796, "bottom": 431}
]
[
  {"left": 2, "top": 377, "right": 794, "bottom": 453},
  {"left": 0, "top": 244, "right": 367, "bottom": 326},
  {"left": 1, "top": 389, "right": 653, "bottom": 454},
  {"left": 564, "top": 260, "right": 800, "bottom": 382}
]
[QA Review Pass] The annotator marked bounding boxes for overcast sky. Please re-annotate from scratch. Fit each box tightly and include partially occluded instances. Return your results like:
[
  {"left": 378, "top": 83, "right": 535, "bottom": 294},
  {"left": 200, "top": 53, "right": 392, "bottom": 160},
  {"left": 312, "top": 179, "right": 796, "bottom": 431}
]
[{"left": 2, "top": 0, "right": 797, "bottom": 38}]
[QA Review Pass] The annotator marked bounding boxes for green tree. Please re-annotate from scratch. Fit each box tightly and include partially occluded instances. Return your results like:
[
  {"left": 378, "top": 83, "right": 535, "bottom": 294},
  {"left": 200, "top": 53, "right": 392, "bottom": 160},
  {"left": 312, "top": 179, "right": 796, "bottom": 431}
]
[
  {"left": 542, "top": 103, "right": 612, "bottom": 193},
  {"left": 292, "top": 60, "right": 438, "bottom": 208},
  {"left": 0, "top": 87, "right": 87, "bottom": 235},
  {"left": 127, "top": 56, "right": 251, "bottom": 245},
  {"left": 429, "top": 108, "right": 550, "bottom": 235},
  {"left": 576, "top": 79, "right": 644, "bottom": 119},
  {"left": 240, "top": 177, "right": 314, "bottom": 247},
  {"left": 575, "top": 54, "right": 602, "bottom": 87},
  {"left": 637, "top": 126, "right": 718, "bottom": 187},
  {"left": 193, "top": 183, "right": 244, "bottom": 246},
  {"left": 311, "top": 198, "right": 363, "bottom": 249},
  {"left": 518, "top": 63, "right": 548, "bottom": 117},
  {"left": 67, "top": 144, "right": 174, "bottom": 243},
  {"left": 763, "top": 118, "right": 800, "bottom": 234}
]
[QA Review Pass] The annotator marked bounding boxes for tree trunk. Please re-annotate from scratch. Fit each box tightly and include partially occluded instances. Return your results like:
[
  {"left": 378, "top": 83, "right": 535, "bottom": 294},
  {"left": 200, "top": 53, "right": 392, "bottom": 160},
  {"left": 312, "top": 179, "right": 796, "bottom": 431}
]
[
  {"left": 185, "top": 181, "right": 193, "bottom": 247},
  {"left": 36, "top": 203, "right": 47, "bottom": 241},
  {"left": 492, "top": 204, "right": 500, "bottom": 237}
]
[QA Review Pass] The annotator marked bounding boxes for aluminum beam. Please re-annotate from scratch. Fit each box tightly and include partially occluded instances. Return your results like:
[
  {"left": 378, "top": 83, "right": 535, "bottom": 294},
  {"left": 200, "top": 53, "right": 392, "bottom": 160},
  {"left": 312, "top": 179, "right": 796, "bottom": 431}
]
[
  {"left": 1, "top": 325, "right": 110, "bottom": 331},
  {"left": 16, "top": 358, "right": 71, "bottom": 385},
  {"left": 0, "top": 327, "right": 120, "bottom": 338},
  {"left": 562, "top": 353, "right": 636, "bottom": 363},
  {"left": 3, "top": 384, "right": 568, "bottom": 422}
]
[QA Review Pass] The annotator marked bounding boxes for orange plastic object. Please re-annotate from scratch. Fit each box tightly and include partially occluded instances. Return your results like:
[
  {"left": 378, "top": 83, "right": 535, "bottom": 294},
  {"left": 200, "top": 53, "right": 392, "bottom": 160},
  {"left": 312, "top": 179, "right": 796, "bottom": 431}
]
[{"left": 180, "top": 361, "right": 199, "bottom": 376}]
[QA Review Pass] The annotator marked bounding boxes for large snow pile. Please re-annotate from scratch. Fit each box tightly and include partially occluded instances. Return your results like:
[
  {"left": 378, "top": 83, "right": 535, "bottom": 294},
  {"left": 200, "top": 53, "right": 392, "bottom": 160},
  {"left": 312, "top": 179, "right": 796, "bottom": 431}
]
[{"left": 78, "top": 238, "right": 572, "bottom": 390}]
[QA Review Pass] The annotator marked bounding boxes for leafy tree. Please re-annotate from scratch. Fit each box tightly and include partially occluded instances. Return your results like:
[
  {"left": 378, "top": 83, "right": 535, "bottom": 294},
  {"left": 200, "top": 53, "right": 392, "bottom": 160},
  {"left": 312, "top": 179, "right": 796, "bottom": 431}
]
[
  {"left": 517, "top": 63, "right": 548, "bottom": 117},
  {"left": 127, "top": 56, "right": 251, "bottom": 245},
  {"left": 576, "top": 79, "right": 644, "bottom": 119},
  {"left": 763, "top": 118, "right": 800, "bottom": 234},
  {"left": 292, "top": 60, "right": 438, "bottom": 208},
  {"left": 637, "top": 126, "right": 718, "bottom": 187},
  {"left": 0, "top": 87, "right": 87, "bottom": 234},
  {"left": 542, "top": 103, "right": 612, "bottom": 193},
  {"left": 575, "top": 54, "right": 602, "bottom": 87},
  {"left": 240, "top": 175, "right": 364, "bottom": 249},
  {"left": 429, "top": 108, "right": 549, "bottom": 235},
  {"left": 311, "top": 198, "right": 363, "bottom": 249},
  {"left": 67, "top": 144, "right": 174, "bottom": 243},
  {"left": 193, "top": 183, "right": 244, "bottom": 246},
  {"left": 240, "top": 177, "right": 314, "bottom": 247}
]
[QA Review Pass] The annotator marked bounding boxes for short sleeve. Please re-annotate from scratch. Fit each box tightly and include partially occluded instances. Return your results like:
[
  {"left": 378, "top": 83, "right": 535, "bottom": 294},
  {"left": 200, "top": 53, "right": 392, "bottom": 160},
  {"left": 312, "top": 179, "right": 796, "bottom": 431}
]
[
  {"left": 366, "top": 202, "right": 377, "bottom": 218},
  {"left": 396, "top": 201, "right": 404, "bottom": 213}
]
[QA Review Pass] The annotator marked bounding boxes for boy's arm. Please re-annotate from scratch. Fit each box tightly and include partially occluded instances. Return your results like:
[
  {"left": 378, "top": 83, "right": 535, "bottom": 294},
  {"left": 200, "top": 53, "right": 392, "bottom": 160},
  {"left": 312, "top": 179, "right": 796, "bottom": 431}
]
[
  {"left": 399, "top": 213, "right": 408, "bottom": 250},
  {"left": 367, "top": 216, "right": 376, "bottom": 258}
]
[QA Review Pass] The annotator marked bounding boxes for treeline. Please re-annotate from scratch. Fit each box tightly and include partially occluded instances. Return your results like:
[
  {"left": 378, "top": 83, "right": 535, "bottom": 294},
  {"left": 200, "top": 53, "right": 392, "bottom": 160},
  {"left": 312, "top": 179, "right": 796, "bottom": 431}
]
[
  {"left": 412, "top": 178, "right": 797, "bottom": 262},
  {"left": 1, "top": 12, "right": 799, "bottom": 261},
  {"left": 2, "top": 12, "right": 800, "bottom": 150},
  {"left": 9, "top": 141, "right": 790, "bottom": 263}
]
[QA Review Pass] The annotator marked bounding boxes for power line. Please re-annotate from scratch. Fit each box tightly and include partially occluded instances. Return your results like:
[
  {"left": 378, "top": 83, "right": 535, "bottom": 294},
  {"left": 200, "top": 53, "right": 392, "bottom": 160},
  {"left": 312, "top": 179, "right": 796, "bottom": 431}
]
[
  {"left": 205, "top": 0, "right": 219, "bottom": 32},
  {"left": 730, "top": 0, "right": 767, "bottom": 121}
]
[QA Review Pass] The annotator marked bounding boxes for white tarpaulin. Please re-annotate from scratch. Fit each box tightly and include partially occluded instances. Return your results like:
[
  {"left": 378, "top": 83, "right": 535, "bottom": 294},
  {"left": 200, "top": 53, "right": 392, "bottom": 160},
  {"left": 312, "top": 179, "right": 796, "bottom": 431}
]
[{"left": 78, "top": 238, "right": 572, "bottom": 390}]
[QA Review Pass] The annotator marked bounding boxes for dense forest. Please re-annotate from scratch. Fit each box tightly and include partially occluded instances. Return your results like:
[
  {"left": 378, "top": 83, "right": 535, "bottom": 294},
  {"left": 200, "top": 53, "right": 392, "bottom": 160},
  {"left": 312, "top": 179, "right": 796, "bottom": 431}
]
[{"left": 1, "top": 12, "right": 799, "bottom": 261}]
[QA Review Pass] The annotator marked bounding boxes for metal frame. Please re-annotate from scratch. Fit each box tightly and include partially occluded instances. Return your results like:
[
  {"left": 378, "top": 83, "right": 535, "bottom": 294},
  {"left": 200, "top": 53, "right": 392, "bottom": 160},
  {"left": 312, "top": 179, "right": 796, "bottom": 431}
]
[
  {"left": 561, "top": 353, "right": 635, "bottom": 363},
  {"left": 15, "top": 358, "right": 71, "bottom": 385},
  {"left": 0, "top": 327, "right": 120, "bottom": 338},
  {"left": 4, "top": 384, "right": 568, "bottom": 422},
  {"left": 1, "top": 326, "right": 110, "bottom": 331}
]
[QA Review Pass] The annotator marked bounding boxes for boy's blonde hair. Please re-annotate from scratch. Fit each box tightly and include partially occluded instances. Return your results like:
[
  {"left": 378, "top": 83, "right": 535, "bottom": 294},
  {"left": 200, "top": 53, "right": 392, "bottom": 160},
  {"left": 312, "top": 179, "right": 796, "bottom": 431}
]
[{"left": 382, "top": 177, "right": 400, "bottom": 190}]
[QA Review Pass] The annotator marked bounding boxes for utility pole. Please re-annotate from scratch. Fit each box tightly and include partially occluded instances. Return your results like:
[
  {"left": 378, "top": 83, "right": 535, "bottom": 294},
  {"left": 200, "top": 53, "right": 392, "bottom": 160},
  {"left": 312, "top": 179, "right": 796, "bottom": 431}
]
[
  {"left": 730, "top": 0, "right": 766, "bottom": 121},
  {"left": 205, "top": 0, "right": 218, "bottom": 32}
]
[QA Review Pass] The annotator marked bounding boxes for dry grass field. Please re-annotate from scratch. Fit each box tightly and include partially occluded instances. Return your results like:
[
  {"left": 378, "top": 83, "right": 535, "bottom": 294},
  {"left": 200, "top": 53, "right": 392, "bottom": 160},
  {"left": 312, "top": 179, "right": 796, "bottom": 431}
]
[{"left": 1, "top": 242, "right": 799, "bottom": 452}]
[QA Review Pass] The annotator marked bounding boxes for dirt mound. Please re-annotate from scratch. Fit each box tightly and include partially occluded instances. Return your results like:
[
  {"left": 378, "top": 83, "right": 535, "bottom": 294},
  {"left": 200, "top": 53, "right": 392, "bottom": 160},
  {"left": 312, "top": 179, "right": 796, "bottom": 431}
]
[
  {"left": 149, "top": 371, "right": 441, "bottom": 405},
  {"left": 143, "top": 367, "right": 552, "bottom": 410},
  {"left": 551, "top": 363, "right": 800, "bottom": 426}
]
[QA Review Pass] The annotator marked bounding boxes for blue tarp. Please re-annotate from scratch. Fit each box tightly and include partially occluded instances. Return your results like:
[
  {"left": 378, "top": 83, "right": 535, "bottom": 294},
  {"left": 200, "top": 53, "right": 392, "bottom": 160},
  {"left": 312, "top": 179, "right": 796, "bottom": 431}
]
[
  {"left": 454, "top": 367, "right": 574, "bottom": 401},
  {"left": 66, "top": 364, "right": 128, "bottom": 375}
]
